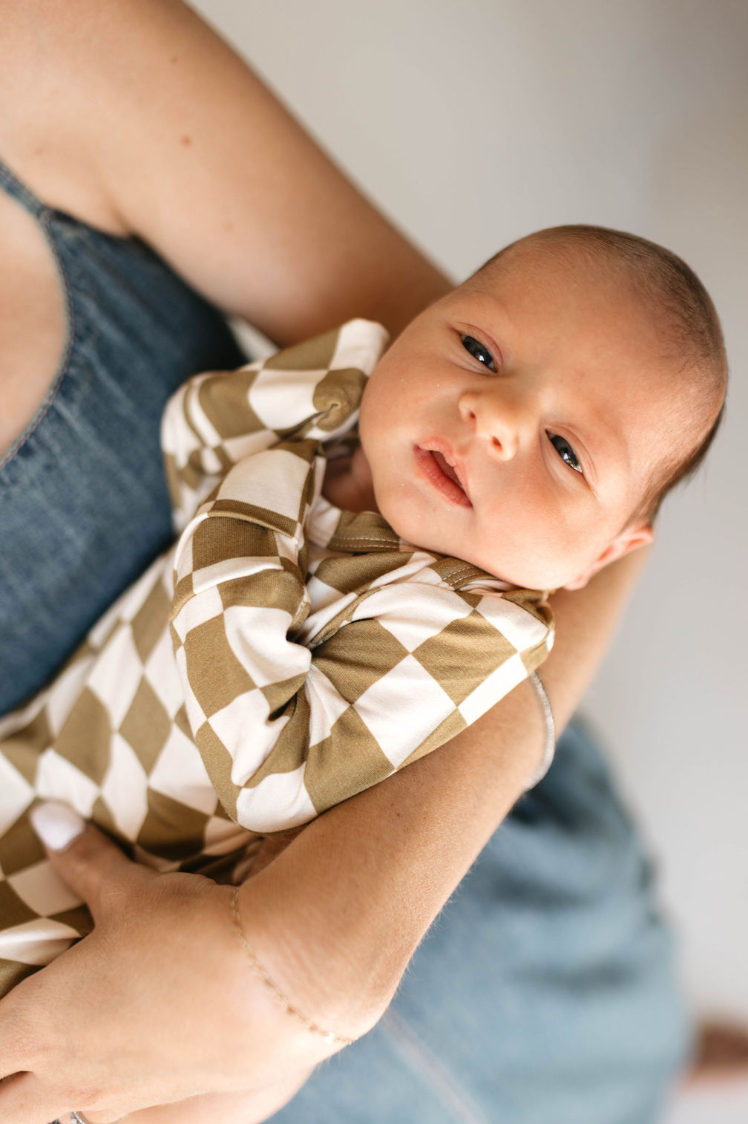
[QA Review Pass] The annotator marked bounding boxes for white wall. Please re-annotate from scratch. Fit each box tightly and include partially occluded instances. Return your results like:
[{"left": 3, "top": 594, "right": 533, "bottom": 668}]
[{"left": 194, "top": 0, "right": 748, "bottom": 1107}]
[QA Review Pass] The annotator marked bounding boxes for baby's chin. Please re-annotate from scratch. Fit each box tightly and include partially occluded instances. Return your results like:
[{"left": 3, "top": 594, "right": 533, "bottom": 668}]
[
  {"left": 378, "top": 500, "right": 580, "bottom": 591},
  {"left": 394, "top": 528, "right": 563, "bottom": 591},
  {"left": 473, "top": 564, "right": 558, "bottom": 593},
  {"left": 478, "top": 556, "right": 585, "bottom": 592},
  {"left": 442, "top": 548, "right": 575, "bottom": 593}
]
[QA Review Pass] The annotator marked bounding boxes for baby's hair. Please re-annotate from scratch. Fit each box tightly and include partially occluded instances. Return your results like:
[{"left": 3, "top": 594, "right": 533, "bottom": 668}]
[{"left": 476, "top": 224, "right": 727, "bottom": 524}]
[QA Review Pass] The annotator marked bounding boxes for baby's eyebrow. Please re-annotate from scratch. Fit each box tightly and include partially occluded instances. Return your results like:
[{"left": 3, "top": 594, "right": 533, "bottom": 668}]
[{"left": 461, "top": 287, "right": 512, "bottom": 334}]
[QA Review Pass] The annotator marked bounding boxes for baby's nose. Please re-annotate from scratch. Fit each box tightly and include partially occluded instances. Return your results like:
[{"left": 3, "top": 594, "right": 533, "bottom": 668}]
[{"left": 458, "top": 389, "right": 520, "bottom": 460}]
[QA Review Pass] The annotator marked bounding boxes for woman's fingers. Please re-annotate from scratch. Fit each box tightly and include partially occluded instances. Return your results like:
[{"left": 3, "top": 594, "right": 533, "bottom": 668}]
[
  {"left": 0, "top": 806, "right": 327, "bottom": 1114},
  {"left": 30, "top": 803, "right": 157, "bottom": 921},
  {"left": 0, "top": 806, "right": 158, "bottom": 1079}
]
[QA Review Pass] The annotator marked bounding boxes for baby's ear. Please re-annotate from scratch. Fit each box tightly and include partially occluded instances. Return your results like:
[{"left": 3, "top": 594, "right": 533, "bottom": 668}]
[{"left": 563, "top": 523, "right": 654, "bottom": 591}]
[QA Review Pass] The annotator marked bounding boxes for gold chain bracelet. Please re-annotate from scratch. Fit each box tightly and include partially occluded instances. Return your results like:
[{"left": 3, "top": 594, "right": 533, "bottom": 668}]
[{"left": 229, "top": 886, "right": 354, "bottom": 1047}]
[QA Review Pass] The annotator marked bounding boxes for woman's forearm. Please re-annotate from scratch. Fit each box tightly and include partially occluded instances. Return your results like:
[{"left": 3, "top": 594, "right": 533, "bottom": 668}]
[
  {"left": 538, "top": 549, "right": 650, "bottom": 731},
  {"left": 237, "top": 548, "right": 650, "bottom": 1040}
]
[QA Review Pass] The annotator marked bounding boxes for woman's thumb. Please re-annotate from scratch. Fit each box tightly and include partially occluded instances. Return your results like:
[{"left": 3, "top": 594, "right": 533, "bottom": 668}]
[{"left": 29, "top": 802, "right": 148, "bottom": 916}]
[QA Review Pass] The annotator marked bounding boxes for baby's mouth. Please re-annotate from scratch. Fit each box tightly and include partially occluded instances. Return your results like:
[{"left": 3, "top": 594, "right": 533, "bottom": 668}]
[
  {"left": 414, "top": 446, "right": 472, "bottom": 507},
  {"left": 432, "top": 451, "right": 463, "bottom": 489}
]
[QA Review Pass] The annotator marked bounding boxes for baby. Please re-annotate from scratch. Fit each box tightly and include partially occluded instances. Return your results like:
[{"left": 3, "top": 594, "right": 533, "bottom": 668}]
[{"left": 0, "top": 225, "right": 726, "bottom": 995}]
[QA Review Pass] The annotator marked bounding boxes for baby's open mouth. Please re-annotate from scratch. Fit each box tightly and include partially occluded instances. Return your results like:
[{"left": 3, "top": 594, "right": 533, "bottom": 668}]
[
  {"left": 414, "top": 446, "right": 472, "bottom": 507},
  {"left": 432, "top": 451, "right": 463, "bottom": 489}
]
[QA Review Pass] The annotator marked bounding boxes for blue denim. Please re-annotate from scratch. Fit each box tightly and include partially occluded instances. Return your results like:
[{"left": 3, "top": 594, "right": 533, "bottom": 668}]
[
  {"left": 0, "top": 158, "right": 690, "bottom": 1124},
  {"left": 271, "top": 719, "right": 692, "bottom": 1124},
  {"left": 0, "top": 156, "right": 245, "bottom": 713}
]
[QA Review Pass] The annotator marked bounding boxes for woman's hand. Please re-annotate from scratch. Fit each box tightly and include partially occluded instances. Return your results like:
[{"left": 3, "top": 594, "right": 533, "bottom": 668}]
[{"left": 0, "top": 813, "right": 338, "bottom": 1124}]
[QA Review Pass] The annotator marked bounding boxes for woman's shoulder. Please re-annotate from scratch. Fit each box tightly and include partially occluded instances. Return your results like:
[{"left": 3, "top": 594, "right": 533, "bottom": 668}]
[
  {"left": 0, "top": 0, "right": 151, "bottom": 235},
  {"left": 0, "top": 0, "right": 451, "bottom": 342},
  {"left": 0, "top": 0, "right": 262, "bottom": 245}
]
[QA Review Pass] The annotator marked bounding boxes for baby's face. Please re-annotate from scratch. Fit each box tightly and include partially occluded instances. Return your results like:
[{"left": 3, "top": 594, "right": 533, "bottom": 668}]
[{"left": 357, "top": 240, "right": 678, "bottom": 590}]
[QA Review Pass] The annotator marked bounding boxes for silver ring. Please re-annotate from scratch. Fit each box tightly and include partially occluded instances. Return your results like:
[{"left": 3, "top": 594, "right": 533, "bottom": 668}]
[{"left": 70, "top": 1112, "right": 125, "bottom": 1124}]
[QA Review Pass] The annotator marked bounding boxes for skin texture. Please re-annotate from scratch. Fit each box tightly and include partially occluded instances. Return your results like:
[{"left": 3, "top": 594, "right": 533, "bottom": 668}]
[{"left": 0, "top": 1, "right": 655, "bottom": 1120}]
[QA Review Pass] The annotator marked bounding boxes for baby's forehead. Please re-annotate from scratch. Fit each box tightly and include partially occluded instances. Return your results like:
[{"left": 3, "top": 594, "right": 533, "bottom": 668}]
[
  {"left": 456, "top": 246, "right": 669, "bottom": 364},
  {"left": 466, "top": 235, "right": 721, "bottom": 388},
  {"left": 464, "top": 236, "right": 642, "bottom": 303}
]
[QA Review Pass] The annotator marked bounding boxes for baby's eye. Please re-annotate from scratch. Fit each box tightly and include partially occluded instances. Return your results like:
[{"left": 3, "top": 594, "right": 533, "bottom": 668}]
[
  {"left": 548, "top": 432, "right": 583, "bottom": 474},
  {"left": 461, "top": 335, "right": 497, "bottom": 373}
]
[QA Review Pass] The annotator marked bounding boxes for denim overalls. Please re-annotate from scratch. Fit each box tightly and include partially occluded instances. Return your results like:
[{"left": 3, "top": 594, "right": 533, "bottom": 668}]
[{"left": 0, "top": 156, "right": 244, "bottom": 713}]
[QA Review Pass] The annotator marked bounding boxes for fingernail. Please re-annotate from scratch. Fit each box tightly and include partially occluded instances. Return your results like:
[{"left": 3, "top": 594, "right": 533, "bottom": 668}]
[{"left": 30, "top": 802, "right": 86, "bottom": 851}]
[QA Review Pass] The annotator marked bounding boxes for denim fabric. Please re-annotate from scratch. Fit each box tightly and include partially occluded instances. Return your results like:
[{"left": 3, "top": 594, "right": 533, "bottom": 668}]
[
  {"left": 271, "top": 719, "right": 692, "bottom": 1124},
  {"left": 0, "top": 157, "right": 245, "bottom": 714}
]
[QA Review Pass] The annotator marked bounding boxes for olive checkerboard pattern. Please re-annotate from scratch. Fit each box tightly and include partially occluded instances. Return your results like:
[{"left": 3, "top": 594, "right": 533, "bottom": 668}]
[{"left": 0, "top": 320, "right": 553, "bottom": 994}]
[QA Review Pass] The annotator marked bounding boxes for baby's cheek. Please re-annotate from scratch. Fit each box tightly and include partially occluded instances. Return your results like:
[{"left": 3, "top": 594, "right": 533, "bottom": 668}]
[
  {"left": 380, "top": 487, "right": 434, "bottom": 544},
  {"left": 477, "top": 508, "right": 558, "bottom": 587}
]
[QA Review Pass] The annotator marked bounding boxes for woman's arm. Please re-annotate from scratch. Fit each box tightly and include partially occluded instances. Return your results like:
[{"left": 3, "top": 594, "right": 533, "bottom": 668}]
[
  {"left": 0, "top": 0, "right": 451, "bottom": 343},
  {"left": 237, "top": 547, "right": 649, "bottom": 1033}
]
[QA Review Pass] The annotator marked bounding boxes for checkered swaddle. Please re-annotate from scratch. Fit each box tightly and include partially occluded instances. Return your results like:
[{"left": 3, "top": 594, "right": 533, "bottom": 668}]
[{"left": 0, "top": 320, "right": 553, "bottom": 994}]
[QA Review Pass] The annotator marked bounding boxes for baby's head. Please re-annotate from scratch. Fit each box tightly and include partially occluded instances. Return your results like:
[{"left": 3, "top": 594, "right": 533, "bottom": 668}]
[{"left": 356, "top": 225, "right": 726, "bottom": 590}]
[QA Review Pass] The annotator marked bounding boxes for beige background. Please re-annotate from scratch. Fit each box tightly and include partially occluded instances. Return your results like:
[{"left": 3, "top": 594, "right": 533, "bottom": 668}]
[{"left": 193, "top": 3, "right": 748, "bottom": 1118}]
